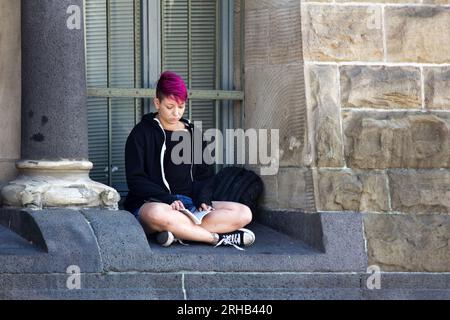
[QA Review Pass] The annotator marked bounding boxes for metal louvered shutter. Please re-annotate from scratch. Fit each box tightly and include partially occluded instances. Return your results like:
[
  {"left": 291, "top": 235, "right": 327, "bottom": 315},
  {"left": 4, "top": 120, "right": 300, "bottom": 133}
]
[
  {"left": 85, "top": 0, "right": 236, "bottom": 195},
  {"left": 86, "top": 0, "right": 108, "bottom": 185},
  {"left": 85, "top": 0, "right": 141, "bottom": 191},
  {"left": 162, "top": 0, "right": 217, "bottom": 130}
]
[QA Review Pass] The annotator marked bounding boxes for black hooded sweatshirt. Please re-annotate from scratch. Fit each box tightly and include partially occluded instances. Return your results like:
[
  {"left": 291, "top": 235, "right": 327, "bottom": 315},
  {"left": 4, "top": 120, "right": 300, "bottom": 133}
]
[{"left": 123, "top": 112, "right": 215, "bottom": 213}]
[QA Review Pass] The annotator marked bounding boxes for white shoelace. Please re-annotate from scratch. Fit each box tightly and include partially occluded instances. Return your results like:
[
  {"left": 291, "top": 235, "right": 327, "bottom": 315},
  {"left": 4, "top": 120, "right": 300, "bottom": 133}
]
[
  {"left": 175, "top": 238, "right": 189, "bottom": 246},
  {"left": 214, "top": 235, "right": 245, "bottom": 251}
]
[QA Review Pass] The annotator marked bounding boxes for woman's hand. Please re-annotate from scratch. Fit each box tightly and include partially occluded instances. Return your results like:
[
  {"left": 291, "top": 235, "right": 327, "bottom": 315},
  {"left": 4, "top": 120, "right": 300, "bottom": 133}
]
[
  {"left": 170, "top": 200, "right": 185, "bottom": 211},
  {"left": 198, "top": 203, "right": 214, "bottom": 212}
]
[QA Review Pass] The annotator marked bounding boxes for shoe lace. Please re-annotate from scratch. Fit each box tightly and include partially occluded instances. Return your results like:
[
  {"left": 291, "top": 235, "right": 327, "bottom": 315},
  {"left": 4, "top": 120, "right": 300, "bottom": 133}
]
[
  {"left": 175, "top": 238, "right": 189, "bottom": 246},
  {"left": 215, "top": 234, "right": 245, "bottom": 251}
]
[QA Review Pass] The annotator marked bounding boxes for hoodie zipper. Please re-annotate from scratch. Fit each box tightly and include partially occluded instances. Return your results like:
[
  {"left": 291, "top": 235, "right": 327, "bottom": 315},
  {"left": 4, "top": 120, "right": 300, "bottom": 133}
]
[
  {"left": 189, "top": 123, "right": 194, "bottom": 182},
  {"left": 183, "top": 119, "right": 195, "bottom": 182},
  {"left": 154, "top": 116, "right": 195, "bottom": 193},
  {"left": 153, "top": 117, "right": 171, "bottom": 193},
  {"left": 179, "top": 116, "right": 195, "bottom": 182}
]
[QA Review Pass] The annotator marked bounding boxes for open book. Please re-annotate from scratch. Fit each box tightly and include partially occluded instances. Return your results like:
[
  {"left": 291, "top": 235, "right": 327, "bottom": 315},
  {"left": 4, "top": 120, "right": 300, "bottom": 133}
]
[{"left": 178, "top": 208, "right": 213, "bottom": 225}]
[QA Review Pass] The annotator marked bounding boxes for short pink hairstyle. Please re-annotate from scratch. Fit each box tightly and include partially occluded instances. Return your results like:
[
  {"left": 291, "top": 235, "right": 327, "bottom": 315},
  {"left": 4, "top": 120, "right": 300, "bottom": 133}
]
[{"left": 156, "top": 71, "right": 188, "bottom": 104}]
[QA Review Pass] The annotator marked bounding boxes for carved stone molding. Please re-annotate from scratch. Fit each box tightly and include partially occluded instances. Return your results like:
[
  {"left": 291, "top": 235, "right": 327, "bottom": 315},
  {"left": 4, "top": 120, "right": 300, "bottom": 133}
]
[{"left": 1, "top": 160, "right": 120, "bottom": 210}]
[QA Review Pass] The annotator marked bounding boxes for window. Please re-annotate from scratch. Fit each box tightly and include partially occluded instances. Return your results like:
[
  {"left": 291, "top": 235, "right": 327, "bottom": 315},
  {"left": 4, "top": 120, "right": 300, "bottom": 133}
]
[{"left": 84, "top": 0, "right": 243, "bottom": 198}]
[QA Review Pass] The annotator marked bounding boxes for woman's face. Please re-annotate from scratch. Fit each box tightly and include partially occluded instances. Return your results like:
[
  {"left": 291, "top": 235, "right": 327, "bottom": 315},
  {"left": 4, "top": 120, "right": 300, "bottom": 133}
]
[{"left": 154, "top": 96, "right": 186, "bottom": 125}]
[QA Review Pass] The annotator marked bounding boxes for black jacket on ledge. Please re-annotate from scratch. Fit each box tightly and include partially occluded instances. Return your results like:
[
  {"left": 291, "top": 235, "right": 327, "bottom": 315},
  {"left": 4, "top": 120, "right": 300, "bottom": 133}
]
[{"left": 123, "top": 112, "right": 215, "bottom": 214}]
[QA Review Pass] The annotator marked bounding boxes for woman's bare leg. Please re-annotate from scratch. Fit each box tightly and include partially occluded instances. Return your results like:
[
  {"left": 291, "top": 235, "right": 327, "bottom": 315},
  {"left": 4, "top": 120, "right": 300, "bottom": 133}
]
[
  {"left": 139, "top": 202, "right": 215, "bottom": 244},
  {"left": 200, "top": 201, "right": 253, "bottom": 234},
  {"left": 138, "top": 201, "right": 253, "bottom": 244}
]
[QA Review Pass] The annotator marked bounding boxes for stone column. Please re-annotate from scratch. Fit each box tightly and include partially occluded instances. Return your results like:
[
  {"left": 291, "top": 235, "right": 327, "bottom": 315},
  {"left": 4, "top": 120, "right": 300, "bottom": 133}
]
[{"left": 1, "top": 0, "right": 119, "bottom": 209}]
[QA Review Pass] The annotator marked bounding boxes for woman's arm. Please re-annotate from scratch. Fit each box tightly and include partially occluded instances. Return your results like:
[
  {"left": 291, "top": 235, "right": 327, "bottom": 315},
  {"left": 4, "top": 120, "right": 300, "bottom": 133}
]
[{"left": 125, "top": 128, "right": 177, "bottom": 205}]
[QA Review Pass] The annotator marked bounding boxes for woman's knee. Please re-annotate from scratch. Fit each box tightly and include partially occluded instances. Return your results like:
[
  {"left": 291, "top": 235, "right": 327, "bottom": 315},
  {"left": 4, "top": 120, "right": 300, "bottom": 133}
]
[
  {"left": 240, "top": 204, "right": 253, "bottom": 226},
  {"left": 230, "top": 203, "right": 252, "bottom": 227},
  {"left": 139, "top": 203, "right": 171, "bottom": 228}
]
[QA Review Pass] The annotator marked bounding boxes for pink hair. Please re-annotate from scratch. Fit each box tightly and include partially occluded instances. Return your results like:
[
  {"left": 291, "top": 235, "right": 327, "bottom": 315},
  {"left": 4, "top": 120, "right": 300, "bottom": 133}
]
[{"left": 156, "top": 71, "right": 188, "bottom": 104}]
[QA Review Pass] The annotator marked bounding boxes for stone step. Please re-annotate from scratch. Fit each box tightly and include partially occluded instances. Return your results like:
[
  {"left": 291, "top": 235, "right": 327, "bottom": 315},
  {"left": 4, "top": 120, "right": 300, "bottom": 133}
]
[
  {"left": 1, "top": 272, "right": 449, "bottom": 300},
  {"left": 0, "top": 225, "right": 41, "bottom": 255},
  {"left": 0, "top": 209, "right": 449, "bottom": 299},
  {"left": 148, "top": 223, "right": 318, "bottom": 255},
  {"left": 0, "top": 208, "right": 367, "bottom": 274}
]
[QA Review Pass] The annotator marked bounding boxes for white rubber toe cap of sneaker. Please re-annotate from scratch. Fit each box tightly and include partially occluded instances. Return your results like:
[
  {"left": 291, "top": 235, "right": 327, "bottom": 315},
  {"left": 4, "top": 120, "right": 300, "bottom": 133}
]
[{"left": 239, "top": 228, "right": 255, "bottom": 246}]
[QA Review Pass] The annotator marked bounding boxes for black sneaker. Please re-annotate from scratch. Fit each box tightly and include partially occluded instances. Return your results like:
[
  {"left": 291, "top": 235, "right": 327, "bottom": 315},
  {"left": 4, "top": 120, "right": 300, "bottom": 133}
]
[
  {"left": 214, "top": 228, "right": 255, "bottom": 250},
  {"left": 156, "top": 231, "right": 188, "bottom": 247}
]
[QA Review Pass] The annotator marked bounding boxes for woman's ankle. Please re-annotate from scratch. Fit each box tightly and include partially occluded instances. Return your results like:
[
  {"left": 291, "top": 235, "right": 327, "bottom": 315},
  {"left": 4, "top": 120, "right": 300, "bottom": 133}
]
[{"left": 211, "top": 232, "right": 219, "bottom": 245}]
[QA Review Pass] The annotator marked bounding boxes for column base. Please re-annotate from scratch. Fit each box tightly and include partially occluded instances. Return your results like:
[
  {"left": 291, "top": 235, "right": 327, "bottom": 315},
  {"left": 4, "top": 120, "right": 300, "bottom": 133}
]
[{"left": 0, "top": 160, "right": 120, "bottom": 210}]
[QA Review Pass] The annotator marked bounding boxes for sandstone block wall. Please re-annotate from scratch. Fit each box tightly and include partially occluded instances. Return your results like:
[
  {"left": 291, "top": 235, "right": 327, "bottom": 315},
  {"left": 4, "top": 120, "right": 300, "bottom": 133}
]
[
  {"left": 301, "top": 0, "right": 450, "bottom": 271},
  {"left": 2, "top": 0, "right": 445, "bottom": 272},
  {"left": 236, "top": 0, "right": 316, "bottom": 212}
]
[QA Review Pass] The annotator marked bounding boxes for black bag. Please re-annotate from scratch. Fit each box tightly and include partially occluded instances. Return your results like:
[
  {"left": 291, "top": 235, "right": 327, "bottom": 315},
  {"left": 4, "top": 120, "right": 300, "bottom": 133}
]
[{"left": 212, "top": 166, "right": 264, "bottom": 213}]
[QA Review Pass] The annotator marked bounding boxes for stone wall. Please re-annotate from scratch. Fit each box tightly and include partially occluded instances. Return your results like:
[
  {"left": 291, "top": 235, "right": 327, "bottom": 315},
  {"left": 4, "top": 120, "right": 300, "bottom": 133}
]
[
  {"left": 1, "top": 0, "right": 446, "bottom": 272},
  {"left": 0, "top": 0, "right": 21, "bottom": 202},
  {"left": 301, "top": 0, "right": 450, "bottom": 271},
  {"left": 236, "top": 0, "right": 316, "bottom": 212}
]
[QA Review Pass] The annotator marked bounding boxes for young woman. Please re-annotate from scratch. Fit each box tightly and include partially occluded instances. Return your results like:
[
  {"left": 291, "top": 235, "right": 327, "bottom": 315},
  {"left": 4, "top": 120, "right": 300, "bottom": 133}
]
[{"left": 124, "top": 71, "right": 255, "bottom": 249}]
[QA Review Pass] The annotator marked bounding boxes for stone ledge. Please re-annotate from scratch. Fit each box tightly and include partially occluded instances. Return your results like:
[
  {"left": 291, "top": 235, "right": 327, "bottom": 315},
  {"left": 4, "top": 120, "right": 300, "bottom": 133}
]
[
  {"left": 141, "top": 219, "right": 364, "bottom": 273},
  {"left": 255, "top": 210, "right": 367, "bottom": 272},
  {"left": 0, "top": 208, "right": 447, "bottom": 299},
  {"left": 101, "top": 211, "right": 367, "bottom": 273},
  {"left": 0, "top": 272, "right": 449, "bottom": 300},
  {"left": 0, "top": 209, "right": 102, "bottom": 274},
  {"left": 0, "top": 209, "right": 367, "bottom": 274}
]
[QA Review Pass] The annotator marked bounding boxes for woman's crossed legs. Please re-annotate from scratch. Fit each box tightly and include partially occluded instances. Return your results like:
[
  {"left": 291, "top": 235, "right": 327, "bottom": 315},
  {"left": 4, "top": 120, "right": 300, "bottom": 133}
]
[{"left": 138, "top": 201, "right": 253, "bottom": 245}]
